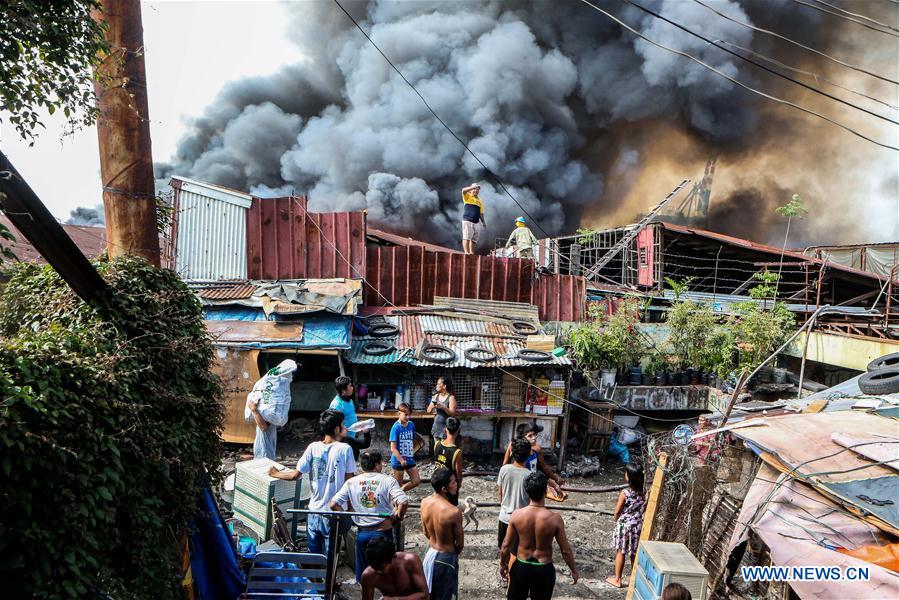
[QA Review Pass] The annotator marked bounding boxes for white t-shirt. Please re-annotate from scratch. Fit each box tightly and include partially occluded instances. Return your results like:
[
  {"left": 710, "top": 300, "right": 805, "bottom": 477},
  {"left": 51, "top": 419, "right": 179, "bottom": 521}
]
[
  {"left": 297, "top": 440, "right": 356, "bottom": 511},
  {"left": 331, "top": 471, "right": 409, "bottom": 527}
]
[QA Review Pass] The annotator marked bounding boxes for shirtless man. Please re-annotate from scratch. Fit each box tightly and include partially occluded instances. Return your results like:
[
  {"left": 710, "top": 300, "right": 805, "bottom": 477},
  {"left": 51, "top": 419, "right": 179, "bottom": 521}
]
[
  {"left": 420, "top": 469, "right": 464, "bottom": 600},
  {"left": 500, "top": 471, "right": 579, "bottom": 600},
  {"left": 361, "top": 536, "right": 429, "bottom": 600}
]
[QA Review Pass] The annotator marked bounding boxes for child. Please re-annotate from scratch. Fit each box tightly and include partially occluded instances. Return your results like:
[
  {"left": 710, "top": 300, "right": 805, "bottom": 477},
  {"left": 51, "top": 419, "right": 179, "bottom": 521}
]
[
  {"left": 662, "top": 582, "right": 692, "bottom": 600},
  {"left": 390, "top": 403, "right": 421, "bottom": 491},
  {"left": 605, "top": 461, "right": 647, "bottom": 588},
  {"left": 502, "top": 422, "right": 567, "bottom": 500}
]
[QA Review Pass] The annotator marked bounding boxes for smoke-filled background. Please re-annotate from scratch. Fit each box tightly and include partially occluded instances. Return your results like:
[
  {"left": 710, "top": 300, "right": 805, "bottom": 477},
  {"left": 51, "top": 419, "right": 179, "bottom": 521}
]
[{"left": 145, "top": 0, "right": 898, "bottom": 248}]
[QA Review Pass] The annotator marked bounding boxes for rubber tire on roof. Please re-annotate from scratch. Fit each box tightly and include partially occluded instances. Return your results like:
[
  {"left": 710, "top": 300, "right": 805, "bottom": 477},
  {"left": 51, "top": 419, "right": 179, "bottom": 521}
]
[
  {"left": 518, "top": 349, "right": 552, "bottom": 362},
  {"left": 421, "top": 344, "right": 456, "bottom": 364},
  {"left": 362, "top": 340, "right": 395, "bottom": 356},
  {"left": 464, "top": 346, "right": 498, "bottom": 363},
  {"left": 867, "top": 352, "right": 899, "bottom": 372},
  {"left": 511, "top": 321, "right": 539, "bottom": 335},
  {"left": 858, "top": 368, "right": 899, "bottom": 395},
  {"left": 369, "top": 323, "right": 400, "bottom": 338}
]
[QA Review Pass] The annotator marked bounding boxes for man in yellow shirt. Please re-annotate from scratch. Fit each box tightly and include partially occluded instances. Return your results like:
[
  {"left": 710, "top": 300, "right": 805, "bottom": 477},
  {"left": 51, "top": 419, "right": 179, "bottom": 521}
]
[
  {"left": 505, "top": 217, "right": 538, "bottom": 259},
  {"left": 460, "top": 183, "right": 486, "bottom": 255}
]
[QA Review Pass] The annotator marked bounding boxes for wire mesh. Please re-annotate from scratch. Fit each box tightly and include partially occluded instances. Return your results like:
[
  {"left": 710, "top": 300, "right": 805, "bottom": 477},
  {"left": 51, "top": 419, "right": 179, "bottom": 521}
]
[{"left": 411, "top": 367, "right": 502, "bottom": 410}]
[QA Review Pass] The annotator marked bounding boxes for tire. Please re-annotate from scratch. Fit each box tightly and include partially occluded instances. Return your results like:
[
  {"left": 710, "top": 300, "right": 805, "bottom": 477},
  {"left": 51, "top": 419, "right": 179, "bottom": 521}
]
[
  {"left": 511, "top": 321, "right": 539, "bottom": 335},
  {"left": 369, "top": 323, "right": 400, "bottom": 338},
  {"left": 858, "top": 368, "right": 899, "bottom": 395},
  {"left": 464, "top": 345, "right": 498, "bottom": 363},
  {"left": 518, "top": 349, "right": 552, "bottom": 362},
  {"left": 420, "top": 343, "right": 456, "bottom": 364},
  {"left": 362, "top": 340, "right": 395, "bottom": 356},
  {"left": 867, "top": 352, "right": 899, "bottom": 372}
]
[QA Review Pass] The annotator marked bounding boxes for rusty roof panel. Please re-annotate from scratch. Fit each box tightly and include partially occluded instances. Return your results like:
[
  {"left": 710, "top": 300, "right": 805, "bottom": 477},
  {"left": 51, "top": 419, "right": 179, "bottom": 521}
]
[
  {"left": 246, "top": 196, "right": 366, "bottom": 280},
  {"left": 194, "top": 282, "right": 256, "bottom": 300}
]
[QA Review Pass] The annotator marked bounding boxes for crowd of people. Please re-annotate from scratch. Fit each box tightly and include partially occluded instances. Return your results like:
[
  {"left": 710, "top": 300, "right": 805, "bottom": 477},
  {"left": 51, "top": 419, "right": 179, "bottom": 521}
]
[{"left": 250, "top": 375, "right": 693, "bottom": 600}]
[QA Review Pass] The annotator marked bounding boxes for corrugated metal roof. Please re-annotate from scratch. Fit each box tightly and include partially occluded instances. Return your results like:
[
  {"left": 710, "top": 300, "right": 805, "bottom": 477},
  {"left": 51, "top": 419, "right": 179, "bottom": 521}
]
[
  {"left": 246, "top": 196, "right": 366, "bottom": 280},
  {"left": 194, "top": 282, "right": 256, "bottom": 300},
  {"left": 346, "top": 314, "right": 571, "bottom": 368},
  {"left": 0, "top": 215, "right": 107, "bottom": 263},
  {"left": 432, "top": 296, "right": 540, "bottom": 325},
  {"left": 172, "top": 179, "right": 248, "bottom": 280}
]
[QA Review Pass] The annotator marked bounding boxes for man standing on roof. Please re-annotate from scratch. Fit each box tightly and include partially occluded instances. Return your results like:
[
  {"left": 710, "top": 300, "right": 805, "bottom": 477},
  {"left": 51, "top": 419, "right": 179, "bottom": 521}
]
[
  {"left": 461, "top": 182, "right": 486, "bottom": 255},
  {"left": 505, "top": 217, "right": 538, "bottom": 259}
]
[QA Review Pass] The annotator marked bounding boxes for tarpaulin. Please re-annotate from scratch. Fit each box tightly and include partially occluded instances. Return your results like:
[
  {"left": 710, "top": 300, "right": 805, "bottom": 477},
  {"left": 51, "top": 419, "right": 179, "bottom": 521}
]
[
  {"left": 190, "top": 487, "right": 245, "bottom": 600},
  {"left": 205, "top": 308, "right": 351, "bottom": 350},
  {"left": 729, "top": 464, "right": 899, "bottom": 599}
]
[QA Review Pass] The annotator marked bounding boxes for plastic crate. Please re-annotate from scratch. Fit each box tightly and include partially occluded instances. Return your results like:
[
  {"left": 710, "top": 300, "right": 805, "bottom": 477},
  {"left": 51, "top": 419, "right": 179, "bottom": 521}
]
[{"left": 233, "top": 458, "right": 304, "bottom": 541}]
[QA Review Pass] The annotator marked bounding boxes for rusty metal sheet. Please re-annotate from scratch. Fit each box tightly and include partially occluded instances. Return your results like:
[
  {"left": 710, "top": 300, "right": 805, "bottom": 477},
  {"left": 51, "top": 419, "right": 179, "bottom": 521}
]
[
  {"left": 212, "top": 347, "right": 259, "bottom": 443},
  {"left": 206, "top": 320, "right": 303, "bottom": 343},
  {"left": 532, "top": 273, "right": 586, "bottom": 322},
  {"left": 194, "top": 282, "right": 256, "bottom": 300},
  {"left": 246, "top": 196, "right": 366, "bottom": 280}
]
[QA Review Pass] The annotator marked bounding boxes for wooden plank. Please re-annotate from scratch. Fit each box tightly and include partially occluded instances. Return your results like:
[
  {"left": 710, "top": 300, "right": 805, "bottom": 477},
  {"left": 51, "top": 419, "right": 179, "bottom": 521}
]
[
  {"left": 626, "top": 452, "right": 668, "bottom": 600},
  {"left": 205, "top": 320, "right": 303, "bottom": 343},
  {"left": 212, "top": 348, "right": 260, "bottom": 444}
]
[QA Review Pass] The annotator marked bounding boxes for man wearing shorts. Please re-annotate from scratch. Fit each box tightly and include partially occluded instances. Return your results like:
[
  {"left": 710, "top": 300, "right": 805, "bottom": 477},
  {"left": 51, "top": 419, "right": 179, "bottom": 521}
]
[
  {"left": 461, "top": 182, "right": 486, "bottom": 254},
  {"left": 500, "top": 472, "right": 579, "bottom": 600},
  {"left": 420, "top": 469, "right": 464, "bottom": 600}
]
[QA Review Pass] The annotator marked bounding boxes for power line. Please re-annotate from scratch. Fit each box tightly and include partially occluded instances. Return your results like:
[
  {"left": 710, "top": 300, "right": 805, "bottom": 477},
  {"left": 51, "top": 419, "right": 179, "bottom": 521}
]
[
  {"left": 577, "top": 0, "right": 899, "bottom": 152},
  {"left": 811, "top": 0, "right": 899, "bottom": 32},
  {"left": 331, "top": 0, "right": 552, "bottom": 240},
  {"left": 790, "top": 0, "right": 899, "bottom": 36},
  {"left": 715, "top": 39, "right": 897, "bottom": 112},
  {"left": 691, "top": 0, "right": 899, "bottom": 86},
  {"left": 623, "top": 0, "right": 899, "bottom": 125}
]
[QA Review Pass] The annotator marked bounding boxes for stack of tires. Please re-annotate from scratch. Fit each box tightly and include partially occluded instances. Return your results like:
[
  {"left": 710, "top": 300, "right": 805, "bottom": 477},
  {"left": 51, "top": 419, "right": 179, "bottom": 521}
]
[{"left": 858, "top": 352, "right": 899, "bottom": 395}]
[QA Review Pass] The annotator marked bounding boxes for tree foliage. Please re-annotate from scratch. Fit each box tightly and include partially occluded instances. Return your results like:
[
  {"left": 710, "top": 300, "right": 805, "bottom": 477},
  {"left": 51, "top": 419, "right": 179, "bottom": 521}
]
[
  {"left": 0, "top": 0, "right": 108, "bottom": 142},
  {"left": 0, "top": 256, "right": 223, "bottom": 599}
]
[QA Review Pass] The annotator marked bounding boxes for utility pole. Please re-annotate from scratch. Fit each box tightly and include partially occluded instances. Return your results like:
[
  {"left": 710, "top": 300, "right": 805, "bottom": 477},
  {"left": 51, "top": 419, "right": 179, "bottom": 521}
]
[{"left": 92, "top": 0, "right": 160, "bottom": 266}]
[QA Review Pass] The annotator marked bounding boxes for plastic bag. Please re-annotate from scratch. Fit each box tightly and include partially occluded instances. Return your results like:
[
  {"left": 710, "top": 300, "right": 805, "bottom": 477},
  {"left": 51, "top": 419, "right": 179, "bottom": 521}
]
[
  {"left": 348, "top": 418, "right": 375, "bottom": 433},
  {"left": 609, "top": 437, "right": 630, "bottom": 463},
  {"left": 617, "top": 426, "right": 642, "bottom": 445},
  {"left": 245, "top": 359, "right": 297, "bottom": 427}
]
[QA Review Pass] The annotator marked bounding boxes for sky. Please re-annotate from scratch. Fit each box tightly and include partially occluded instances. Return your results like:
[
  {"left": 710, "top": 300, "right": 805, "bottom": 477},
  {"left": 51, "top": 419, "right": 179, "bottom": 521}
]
[{"left": 0, "top": 1, "right": 298, "bottom": 222}]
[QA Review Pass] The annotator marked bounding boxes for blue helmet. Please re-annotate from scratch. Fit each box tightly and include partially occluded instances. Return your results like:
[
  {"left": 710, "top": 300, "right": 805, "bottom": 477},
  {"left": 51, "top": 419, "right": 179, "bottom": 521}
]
[{"left": 515, "top": 217, "right": 526, "bottom": 224}]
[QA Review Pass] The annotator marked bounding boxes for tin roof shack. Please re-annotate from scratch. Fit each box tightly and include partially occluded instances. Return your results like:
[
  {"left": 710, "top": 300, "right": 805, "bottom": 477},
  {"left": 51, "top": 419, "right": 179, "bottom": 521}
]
[
  {"left": 345, "top": 298, "right": 574, "bottom": 459},
  {"left": 194, "top": 279, "right": 359, "bottom": 443},
  {"left": 633, "top": 375, "right": 899, "bottom": 600}
]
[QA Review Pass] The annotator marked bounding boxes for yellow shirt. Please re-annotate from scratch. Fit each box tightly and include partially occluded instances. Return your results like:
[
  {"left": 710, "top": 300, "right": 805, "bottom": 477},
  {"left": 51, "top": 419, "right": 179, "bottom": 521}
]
[{"left": 462, "top": 192, "right": 484, "bottom": 223}]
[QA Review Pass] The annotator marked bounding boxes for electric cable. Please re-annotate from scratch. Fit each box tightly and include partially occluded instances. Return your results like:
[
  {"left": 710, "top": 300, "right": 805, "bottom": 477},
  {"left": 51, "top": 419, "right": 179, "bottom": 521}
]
[
  {"left": 691, "top": 0, "right": 899, "bottom": 85},
  {"left": 715, "top": 40, "right": 898, "bottom": 111},
  {"left": 810, "top": 0, "right": 899, "bottom": 33},
  {"left": 578, "top": 0, "right": 898, "bottom": 151},
  {"left": 789, "top": 0, "right": 899, "bottom": 36},
  {"left": 331, "top": 0, "right": 552, "bottom": 240},
  {"left": 623, "top": 0, "right": 899, "bottom": 125}
]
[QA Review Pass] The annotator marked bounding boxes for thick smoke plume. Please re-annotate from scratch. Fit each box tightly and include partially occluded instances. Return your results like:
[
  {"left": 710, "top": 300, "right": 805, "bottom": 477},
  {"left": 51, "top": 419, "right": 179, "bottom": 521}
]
[
  {"left": 66, "top": 205, "right": 104, "bottom": 226},
  {"left": 154, "top": 0, "right": 898, "bottom": 247}
]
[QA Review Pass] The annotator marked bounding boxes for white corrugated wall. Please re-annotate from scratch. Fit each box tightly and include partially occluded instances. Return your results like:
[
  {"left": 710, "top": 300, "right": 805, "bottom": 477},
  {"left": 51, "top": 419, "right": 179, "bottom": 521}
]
[{"left": 173, "top": 178, "right": 251, "bottom": 280}]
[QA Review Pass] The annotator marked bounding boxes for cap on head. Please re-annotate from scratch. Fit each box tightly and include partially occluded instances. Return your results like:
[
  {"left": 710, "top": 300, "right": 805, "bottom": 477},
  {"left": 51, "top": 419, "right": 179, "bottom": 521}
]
[
  {"left": 471, "top": 182, "right": 480, "bottom": 189},
  {"left": 515, "top": 217, "right": 525, "bottom": 224}
]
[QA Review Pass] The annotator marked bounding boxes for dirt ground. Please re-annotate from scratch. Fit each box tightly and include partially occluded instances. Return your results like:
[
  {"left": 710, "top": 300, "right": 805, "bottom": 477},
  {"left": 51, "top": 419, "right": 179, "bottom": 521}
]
[
  {"left": 334, "top": 464, "right": 631, "bottom": 600},
  {"left": 225, "top": 424, "right": 632, "bottom": 600}
]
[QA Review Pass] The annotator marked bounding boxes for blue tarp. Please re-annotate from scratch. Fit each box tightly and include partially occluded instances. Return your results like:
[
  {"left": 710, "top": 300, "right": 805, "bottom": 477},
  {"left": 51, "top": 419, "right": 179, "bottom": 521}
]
[
  {"left": 189, "top": 487, "right": 245, "bottom": 600},
  {"left": 205, "top": 307, "right": 351, "bottom": 350}
]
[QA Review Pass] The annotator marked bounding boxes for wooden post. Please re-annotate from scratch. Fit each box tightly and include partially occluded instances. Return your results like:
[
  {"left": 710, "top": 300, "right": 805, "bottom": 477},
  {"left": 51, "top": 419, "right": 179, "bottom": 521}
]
[
  {"left": 92, "top": 0, "right": 160, "bottom": 265},
  {"left": 625, "top": 452, "right": 668, "bottom": 600}
]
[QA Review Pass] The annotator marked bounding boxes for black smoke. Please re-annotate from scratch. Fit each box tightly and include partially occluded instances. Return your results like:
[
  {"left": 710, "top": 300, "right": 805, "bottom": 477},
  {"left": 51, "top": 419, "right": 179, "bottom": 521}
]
[{"left": 152, "top": 0, "right": 898, "bottom": 247}]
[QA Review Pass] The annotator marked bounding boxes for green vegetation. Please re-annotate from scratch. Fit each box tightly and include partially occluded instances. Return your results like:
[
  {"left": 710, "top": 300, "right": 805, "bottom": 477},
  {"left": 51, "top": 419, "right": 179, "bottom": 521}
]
[
  {"left": 0, "top": 257, "right": 223, "bottom": 599},
  {"left": 568, "top": 297, "right": 646, "bottom": 371}
]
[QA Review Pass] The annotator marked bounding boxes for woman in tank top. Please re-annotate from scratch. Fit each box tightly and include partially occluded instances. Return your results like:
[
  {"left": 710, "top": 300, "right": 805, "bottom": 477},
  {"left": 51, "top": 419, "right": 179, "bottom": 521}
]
[{"left": 427, "top": 377, "right": 457, "bottom": 441}]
